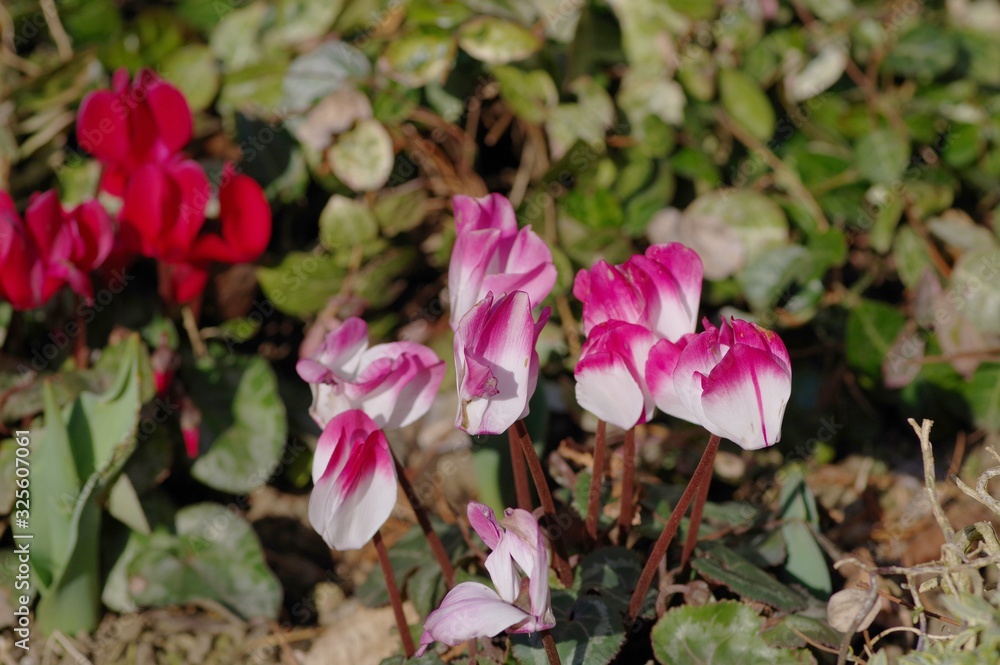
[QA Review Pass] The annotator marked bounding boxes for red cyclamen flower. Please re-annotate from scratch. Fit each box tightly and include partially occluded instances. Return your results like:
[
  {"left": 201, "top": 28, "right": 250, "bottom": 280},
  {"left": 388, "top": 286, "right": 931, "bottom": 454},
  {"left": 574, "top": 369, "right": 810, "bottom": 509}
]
[
  {"left": 76, "top": 68, "right": 192, "bottom": 197},
  {"left": 0, "top": 191, "right": 113, "bottom": 310}
]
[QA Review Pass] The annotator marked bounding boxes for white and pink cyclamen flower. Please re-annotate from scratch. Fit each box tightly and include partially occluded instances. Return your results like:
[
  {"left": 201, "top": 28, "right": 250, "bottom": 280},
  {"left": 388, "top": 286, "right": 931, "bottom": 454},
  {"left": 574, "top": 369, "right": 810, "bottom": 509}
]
[
  {"left": 573, "top": 243, "right": 703, "bottom": 430},
  {"left": 448, "top": 193, "right": 556, "bottom": 329},
  {"left": 647, "top": 317, "right": 791, "bottom": 450},
  {"left": 297, "top": 317, "right": 446, "bottom": 430},
  {"left": 454, "top": 291, "right": 549, "bottom": 435},
  {"left": 417, "top": 502, "right": 555, "bottom": 655},
  {"left": 308, "top": 409, "right": 397, "bottom": 550}
]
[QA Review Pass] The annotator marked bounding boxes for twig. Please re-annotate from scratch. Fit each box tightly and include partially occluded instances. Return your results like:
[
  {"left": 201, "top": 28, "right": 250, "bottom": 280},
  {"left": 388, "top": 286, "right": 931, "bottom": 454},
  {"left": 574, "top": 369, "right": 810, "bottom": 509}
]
[
  {"left": 513, "top": 420, "right": 574, "bottom": 586},
  {"left": 390, "top": 451, "right": 457, "bottom": 587},
  {"left": 373, "top": 531, "right": 416, "bottom": 658},
  {"left": 953, "top": 466, "right": 1000, "bottom": 520},
  {"left": 40, "top": 0, "right": 72, "bottom": 61},
  {"left": 618, "top": 427, "right": 636, "bottom": 545},
  {"left": 181, "top": 304, "right": 208, "bottom": 359},
  {"left": 509, "top": 428, "right": 532, "bottom": 511},
  {"left": 627, "top": 435, "right": 720, "bottom": 623},
  {"left": 909, "top": 418, "right": 955, "bottom": 542},
  {"left": 586, "top": 420, "right": 607, "bottom": 544}
]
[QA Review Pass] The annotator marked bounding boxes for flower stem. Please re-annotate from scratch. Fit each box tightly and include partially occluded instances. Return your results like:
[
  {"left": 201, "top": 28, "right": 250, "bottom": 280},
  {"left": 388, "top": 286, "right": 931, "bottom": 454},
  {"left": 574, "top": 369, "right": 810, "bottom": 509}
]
[
  {"left": 390, "top": 451, "right": 456, "bottom": 587},
  {"left": 585, "top": 420, "right": 607, "bottom": 544},
  {"left": 618, "top": 427, "right": 636, "bottom": 546},
  {"left": 541, "top": 630, "right": 562, "bottom": 665},
  {"left": 626, "top": 435, "right": 720, "bottom": 623},
  {"left": 680, "top": 455, "right": 713, "bottom": 570},
  {"left": 509, "top": 427, "right": 532, "bottom": 511},
  {"left": 73, "top": 310, "right": 88, "bottom": 368},
  {"left": 373, "top": 530, "right": 415, "bottom": 658},
  {"left": 513, "top": 420, "right": 574, "bottom": 587}
]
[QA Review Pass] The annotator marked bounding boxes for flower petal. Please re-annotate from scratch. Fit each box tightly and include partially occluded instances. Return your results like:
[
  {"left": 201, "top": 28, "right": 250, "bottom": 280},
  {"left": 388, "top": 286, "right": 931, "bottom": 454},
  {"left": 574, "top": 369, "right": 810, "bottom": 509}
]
[
  {"left": 418, "top": 582, "right": 530, "bottom": 653},
  {"left": 345, "top": 341, "right": 446, "bottom": 428},
  {"left": 308, "top": 411, "right": 396, "bottom": 550},
  {"left": 467, "top": 501, "right": 503, "bottom": 550},
  {"left": 575, "top": 322, "right": 656, "bottom": 429},
  {"left": 646, "top": 335, "right": 699, "bottom": 423},
  {"left": 700, "top": 345, "right": 791, "bottom": 450}
]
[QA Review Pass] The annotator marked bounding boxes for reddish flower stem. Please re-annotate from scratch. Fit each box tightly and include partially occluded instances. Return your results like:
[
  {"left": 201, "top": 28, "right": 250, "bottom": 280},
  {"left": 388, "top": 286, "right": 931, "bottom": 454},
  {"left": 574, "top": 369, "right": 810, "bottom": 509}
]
[
  {"left": 390, "top": 451, "right": 456, "bottom": 587},
  {"left": 626, "top": 435, "right": 720, "bottom": 623},
  {"left": 541, "top": 630, "right": 562, "bottom": 665},
  {"left": 585, "top": 420, "right": 607, "bottom": 544},
  {"left": 73, "top": 310, "right": 88, "bottom": 368},
  {"left": 513, "top": 420, "right": 574, "bottom": 587},
  {"left": 373, "top": 530, "right": 415, "bottom": 658},
  {"left": 680, "top": 456, "right": 713, "bottom": 570},
  {"left": 509, "top": 427, "right": 532, "bottom": 511},
  {"left": 618, "top": 427, "right": 636, "bottom": 545}
]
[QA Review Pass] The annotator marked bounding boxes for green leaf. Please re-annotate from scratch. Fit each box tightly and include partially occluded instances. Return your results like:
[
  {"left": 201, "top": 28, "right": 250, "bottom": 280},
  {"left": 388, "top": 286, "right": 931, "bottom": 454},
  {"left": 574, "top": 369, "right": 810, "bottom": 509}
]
[
  {"left": 691, "top": 542, "right": 810, "bottom": 611},
  {"left": 686, "top": 190, "right": 788, "bottom": 263},
  {"left": 187, "top": 350, "right": 288, "bottom": 494},
  {"left": 512, "top": 596, "right": 626, "bottom": 665},
  {"left": 892, "top": 227, "right": 933, "bottom": 288},
  {"left": 457, "top": 16, "right": 541, "bottom": 64},
  {"left": 105, "top": 503, "right": 281, "bottom": 619},
  {"left": 374, "top": 188, "right": 428, "bottom": 237},
  {"left": 884, "top": 25, "right": 958, "bottom": 79},
  {"left": 951, "top": 248, "right": 1000, "bottom": 334},
  {"left": 380, "top": 32, "right": 456, "bottom": 88},
  {"left": 845, "top": 299, "right": 906, "bottom": 377},
  {"left": 652, "top": 600, "right": 813, "bottom": 665},
  {"left": 719, "top": 69, "right": 775, "bottom": 142},
  {"left": 856, "top": 129, "right": 911, "bottom": 185},
  {"left": 737, "top": 245, "right": 811, "bottom": 312},
  {"left": 257, "top": 251, "right": 345, "bottom": 317},
  {"left": 575, "top": 547, "right": 643, "bottom": 613},
  {"left": 283, "top": 40, "right": 370, "bottom": 111},
  {"left": 319, "top": 195, "right": 379, "bottom": 248},
  {"left": 963, "top": 364, "right": 1000, "bottom": 433},
  {"left": 328, "top": 119, "right": 395, "bottom": 192},
  {"left": 491, "top": 66, "right": 558, "bottom": 123},
  {"left": 778, "top": 467, "right": 831, "bottom": 597},
  {"left": 762, "top": 613, "right": 841, "bottom": 651},
  {"left": 161, "top": 45, "right": 220, "bottom": 112}
]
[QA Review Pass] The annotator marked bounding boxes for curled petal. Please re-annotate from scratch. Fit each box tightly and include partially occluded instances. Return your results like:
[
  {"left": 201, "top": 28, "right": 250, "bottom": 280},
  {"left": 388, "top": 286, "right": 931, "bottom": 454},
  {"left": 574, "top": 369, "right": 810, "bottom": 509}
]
[
  {"left": 417, "top": 582, "right": 531, "bottom": 654},
  {"left": 192, "top": 166, "right": 271, "bottom": 264},
  {"left": 467, "top": 501, "right": 503, "bottom": 550}
]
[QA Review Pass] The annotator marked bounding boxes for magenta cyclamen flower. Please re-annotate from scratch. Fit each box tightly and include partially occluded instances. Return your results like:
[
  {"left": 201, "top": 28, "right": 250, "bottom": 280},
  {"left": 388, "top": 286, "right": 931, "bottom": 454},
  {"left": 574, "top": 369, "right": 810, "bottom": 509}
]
[
  {"left": 417, "top": 502, "right": 554, "bottom": 655},
  {"left": 573, "top": 243, "right": 702, "bottom": 341},
  {"left": 448, "top": 193, "right": 556, "bottom": 329},
  {"left": 454, "top": 291, "right": 549, "bottom": 435},
  {"left": 308, "top": 409, "right": 396, "bottom": 550},
  {"left": 297, "top": 318, "right": 446, "bottom": 430},
  {"left": 574, "top": 321, "right": 658, "bottom": 430},
  {"left": 648, "top": 317, "right": 791, "bottom": 450}
]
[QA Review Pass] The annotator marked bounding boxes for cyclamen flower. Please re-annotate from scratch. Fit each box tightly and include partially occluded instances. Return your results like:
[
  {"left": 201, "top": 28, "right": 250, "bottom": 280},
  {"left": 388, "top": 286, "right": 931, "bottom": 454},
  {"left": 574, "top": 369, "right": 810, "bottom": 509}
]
[
  {"left": 417, "top": 502, "right": 554, "bottom": 654},
  {"left": 448, "top": 193, "right": 556, "bottom": 329},
  {"left": 648, "top": 317, "right": 791, "bottom": 450},
  {"left": 0, "top": 190, "right": 113, "bottom": 310},
  {"left": 454, "top": 291, "right": 549, "bottom": 435},
  {"left": 118, "top": 161, "right": 272, "bottom": 304},
  {"left": 76, "top": 68, "right": 192, "bottom": 197},
  {"left": 297, "top": 318, "right": 446, "bottom": 430},
  {"left": 309, "top": 410, "right": 396, "bottom": 550},
  {"left": 574, "top": 321, "right": 658, "bottom": 430},
  {"left": 573, "top": 243, "right": 702, "bottom": 341}
]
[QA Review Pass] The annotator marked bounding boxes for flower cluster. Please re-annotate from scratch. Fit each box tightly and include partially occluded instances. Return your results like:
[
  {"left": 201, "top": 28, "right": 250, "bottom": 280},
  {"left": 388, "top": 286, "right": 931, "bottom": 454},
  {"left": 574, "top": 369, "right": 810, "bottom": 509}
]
[
  {"left": 574, "top": 245, "right": 791, "bottom": 449},
  {"left": 449, "top": 194, "right": 555, "bottom": 435},
  {"left": 297, "top": 317, "right": 445, "bottom": 549},
  {"left": 0, "top": 191, "right": 113, "bottom": 310},
  {"left": 77, "top": 68, "right": 271, "bottom": 303},
  {"left": 417, "top": 502, "right": 555, "bottom": 654}
]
